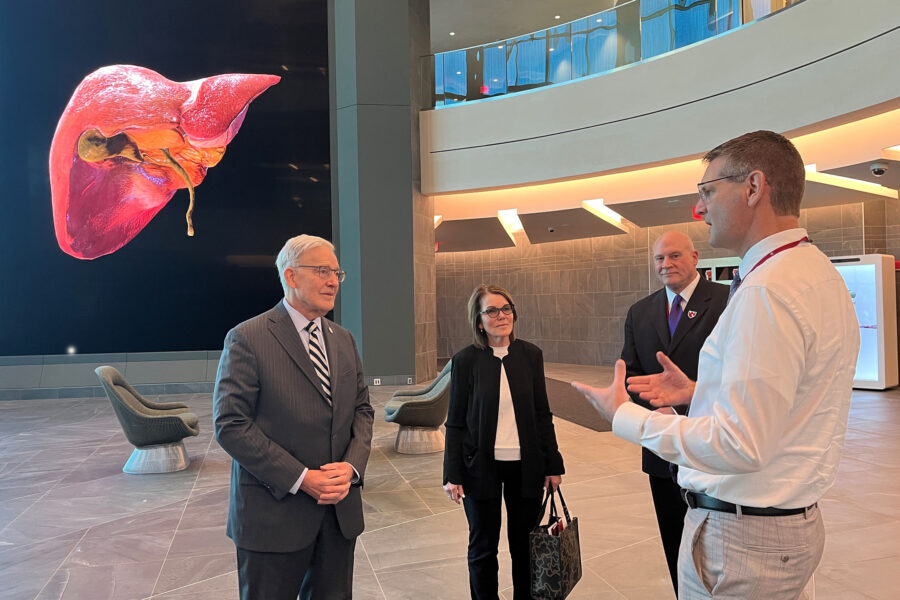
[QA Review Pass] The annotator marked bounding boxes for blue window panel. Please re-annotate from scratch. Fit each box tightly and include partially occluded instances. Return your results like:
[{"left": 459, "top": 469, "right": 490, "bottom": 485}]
[
  {"left": 548, "top": 24, "right": 572, "bottom": 84},
  {"left": 483, "top": 44, "right": 507, "bottom": 95},
  {"left": 716, "top": 0, "right": 740, "bottom": 32},
  {"left": 510, "top": 32, "right": 547, "bottom": 86},
  {"left": 587, "top": 12, "right": 618, "bottom": 74},
  {"left": 443, "top": 50, "right": 467, "bottom": 99},
  {"left": 434, "top": 53, "right": 444, "bottom": 96},
  {"left": 672, "top": 1, "right": 716, "bottom": 49},
  {"left": 571, "top": 18, "right": 589, "bottom": 78},
  {"left": 642, "top": 0, "right": 715, "bottom": 59}
]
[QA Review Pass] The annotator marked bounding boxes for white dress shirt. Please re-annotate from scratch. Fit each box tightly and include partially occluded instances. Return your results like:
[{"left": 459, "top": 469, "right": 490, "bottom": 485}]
[
  {"left": 283, "top": 299, "right": 357, "bottom": 494},
  {"left": 492, "top": 345, "right": 521, "bottom": 460},
  {"left": 666, "top": 272, "right": 700, "bottom": 315},
  {"left": 614, "top": 229, "right": 859, "bottom": 508}
]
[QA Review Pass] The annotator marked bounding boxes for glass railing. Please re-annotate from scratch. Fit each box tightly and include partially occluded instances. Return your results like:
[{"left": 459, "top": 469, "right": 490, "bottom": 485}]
[{"left": 431, "top": 0, "right": 801, "bottom": 108}]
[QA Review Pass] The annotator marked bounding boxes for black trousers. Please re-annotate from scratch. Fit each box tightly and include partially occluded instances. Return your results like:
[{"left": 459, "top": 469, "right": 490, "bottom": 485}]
[
  {"left": 236, "top": 505, "right": 355, "bottom": 600},
  {"left": 648, "top": 473, "right": 688, "bottom": 597},
  {"left": 462, "top": 460, "right": 543, "bottom": 600}
]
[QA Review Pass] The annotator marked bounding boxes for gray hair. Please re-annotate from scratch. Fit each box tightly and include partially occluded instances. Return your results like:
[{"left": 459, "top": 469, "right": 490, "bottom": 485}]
[{"left": 275, "top": 235, "right": 335, "bottom": 294}]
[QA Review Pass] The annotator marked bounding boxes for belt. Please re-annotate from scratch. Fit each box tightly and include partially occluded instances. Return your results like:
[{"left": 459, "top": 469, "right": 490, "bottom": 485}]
[{"left": 681, "top": 490, "right": 815, "bottom": 517}]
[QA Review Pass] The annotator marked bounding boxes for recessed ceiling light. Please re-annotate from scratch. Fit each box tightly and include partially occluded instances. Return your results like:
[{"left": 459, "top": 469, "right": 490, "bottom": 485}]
[
  {"left": 554, "top": 15, "right": 561, "bottom": 20},
  {"left": 449, "top": 31, "right": 455, "bottom": 36}
]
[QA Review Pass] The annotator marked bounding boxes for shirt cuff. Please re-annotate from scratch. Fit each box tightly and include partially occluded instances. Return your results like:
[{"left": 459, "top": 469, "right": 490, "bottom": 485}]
[
  {"left": 289, "top": 467, "right": 309, "bottom": 495},
  {"left": 350, "top": 464, "right": 360, "bottom": 485},
  {"left": 612, "top": 401, "right": 651, "bottom": 444}
]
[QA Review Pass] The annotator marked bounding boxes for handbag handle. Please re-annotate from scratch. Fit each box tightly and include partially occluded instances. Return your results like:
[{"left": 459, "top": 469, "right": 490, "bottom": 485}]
[
  {"left": 555, "top": 486, "right": 572, "bottom": 523},
  {"left": 533, "top": 485, "right": 570, "bottom": 529},
  {"left": 534, "top": 487, "right": 556, "bottom": 529}
]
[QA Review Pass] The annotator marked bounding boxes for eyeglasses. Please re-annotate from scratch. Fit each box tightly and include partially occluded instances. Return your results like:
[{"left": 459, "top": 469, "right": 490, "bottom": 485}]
[
  {"left": 293, "top": 265, "right": 347, "bottom": 282},
  {"left": 697, "top": 173, "right": 747, "bottom": 202},
  {"left": 480, "top": 304, "right": 514, "bottom": 319}
]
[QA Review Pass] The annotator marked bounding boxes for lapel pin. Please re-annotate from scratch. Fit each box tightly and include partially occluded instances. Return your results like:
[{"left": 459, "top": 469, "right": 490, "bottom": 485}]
[
  {"left": 328, "top": 326, "right": 334, "bottom": 334},
  {"left": 687, "top": 310, "right": 697, "bottom": 319}
]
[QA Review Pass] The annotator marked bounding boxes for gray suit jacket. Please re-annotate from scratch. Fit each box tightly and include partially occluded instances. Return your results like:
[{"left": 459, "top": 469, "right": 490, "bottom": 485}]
[{"left": 213, "top": 301, "right": 374, "bottom": 553}]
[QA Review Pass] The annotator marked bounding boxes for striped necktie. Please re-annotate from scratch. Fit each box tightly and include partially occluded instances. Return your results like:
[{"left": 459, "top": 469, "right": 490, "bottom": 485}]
[{"left": 305, "top": 322, "right": 332, "bottom": 404}]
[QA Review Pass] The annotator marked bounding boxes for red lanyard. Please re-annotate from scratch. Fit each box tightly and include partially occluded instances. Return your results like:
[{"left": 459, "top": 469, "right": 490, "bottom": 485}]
[{"left": 742, "top": 236, "right": 809, "bottom": 281}]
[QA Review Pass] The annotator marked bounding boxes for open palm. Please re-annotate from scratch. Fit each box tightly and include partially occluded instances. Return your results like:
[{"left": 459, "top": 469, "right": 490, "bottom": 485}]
[{"left": 626, "top": 351, "right": 695, "bottom": 407}]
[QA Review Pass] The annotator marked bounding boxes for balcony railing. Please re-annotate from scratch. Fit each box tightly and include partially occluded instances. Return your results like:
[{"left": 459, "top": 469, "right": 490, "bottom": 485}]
[{"left": 431, "top": 0, "right": 801, "bottom": 108}]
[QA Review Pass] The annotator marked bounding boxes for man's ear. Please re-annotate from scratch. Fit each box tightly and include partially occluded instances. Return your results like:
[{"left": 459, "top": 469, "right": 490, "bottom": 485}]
[
  {"left": 284, "top": 267, "right": 297, "bottom": 289},
  {"left": 746, "top": 170, "right": 766, "bottom": 208}
]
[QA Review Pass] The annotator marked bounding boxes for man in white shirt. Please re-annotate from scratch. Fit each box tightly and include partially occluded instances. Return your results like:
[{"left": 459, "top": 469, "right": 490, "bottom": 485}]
[{"left": 574, "top": 131, "right": 859, "bottom": 599}]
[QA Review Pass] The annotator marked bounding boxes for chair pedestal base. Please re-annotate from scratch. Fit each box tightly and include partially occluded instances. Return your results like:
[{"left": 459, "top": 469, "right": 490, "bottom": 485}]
[
  {"left": 394, "top": 425, "right": 444, "bottom": 454},
  {"left": 124, "top": 441, "right": 190, "bottom": 474}
]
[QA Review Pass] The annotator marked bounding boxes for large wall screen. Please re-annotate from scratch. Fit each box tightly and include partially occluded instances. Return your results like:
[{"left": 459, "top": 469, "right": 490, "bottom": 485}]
[{"left": 0, "top": 0, "right": 330, "bottom": 356}]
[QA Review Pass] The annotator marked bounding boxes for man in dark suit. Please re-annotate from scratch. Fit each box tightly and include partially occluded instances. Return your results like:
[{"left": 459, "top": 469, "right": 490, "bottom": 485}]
[
  {"left": 213, "top": 234, "right": 374, "bottom": 600},
  {"left": 620, "top": 230, "right": 727, "bottom": 597}
]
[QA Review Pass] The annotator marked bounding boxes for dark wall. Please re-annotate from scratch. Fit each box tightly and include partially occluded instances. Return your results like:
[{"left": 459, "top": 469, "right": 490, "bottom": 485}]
[{"left": 0, "top": 0, "right": 330, "bottom": 355}]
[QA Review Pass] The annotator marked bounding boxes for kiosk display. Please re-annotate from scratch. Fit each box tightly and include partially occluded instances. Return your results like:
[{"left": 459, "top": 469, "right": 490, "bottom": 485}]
[{"left": 831, "top": 254, "right": 898, "bottom": 390}]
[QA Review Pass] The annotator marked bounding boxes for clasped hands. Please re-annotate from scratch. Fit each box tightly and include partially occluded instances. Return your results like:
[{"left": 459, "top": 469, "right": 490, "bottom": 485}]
[
  {"left": 572, "top": 351, "right": 696, "bottom": 422},
  {"left": 300, "top": 462, "right": 354, "bottom": 505}
]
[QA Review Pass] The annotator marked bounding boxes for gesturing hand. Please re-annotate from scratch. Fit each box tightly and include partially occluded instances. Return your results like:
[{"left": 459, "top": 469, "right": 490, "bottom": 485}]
[
  {"left": 571, "top": 359, "right": 630, "bottom": 422},
  {"left": 301, "top": 462, "right": 353, "bottom": 505},
  {"left": 626, "top": 351, "right": 695, "bottom": 408}
]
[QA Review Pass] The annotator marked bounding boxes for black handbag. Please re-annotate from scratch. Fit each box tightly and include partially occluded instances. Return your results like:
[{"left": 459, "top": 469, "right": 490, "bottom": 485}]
[{"left": 530, "top": 486, "right": 582, "bottom": 599}]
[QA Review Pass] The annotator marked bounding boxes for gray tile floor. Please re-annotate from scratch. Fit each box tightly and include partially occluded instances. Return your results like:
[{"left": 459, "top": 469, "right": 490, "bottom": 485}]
[{"left": 1, "top": 363, "right": 898, "bottom": 599}]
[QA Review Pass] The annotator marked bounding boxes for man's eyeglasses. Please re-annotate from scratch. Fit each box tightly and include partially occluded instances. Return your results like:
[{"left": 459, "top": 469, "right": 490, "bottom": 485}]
[
  {"left": 480, "top": 304, "right": 514, "bottom": 319},
  {"left": 697, "top": 173, "right": 747, "bottom": 202},
  {"left": 293, "top": 265, "right": 347, "bottom": 282}
]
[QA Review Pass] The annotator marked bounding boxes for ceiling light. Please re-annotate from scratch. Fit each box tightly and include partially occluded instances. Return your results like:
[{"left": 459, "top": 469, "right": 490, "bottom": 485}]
[
  {"left": 66, "top": 345, "right": 77, "bottom": 354},
  {"left": 309, "top": 176, "right": 319, "bottom": 183},
  {"left": 596, "top": 18, "right": 603, "bottom": 23},
  {"left": 549, "top": 47, "right": 555, "bottom": 52},
  {"left": 497, "top": 209, "right": 524, "bottom": 244},
  {"left": 805, "top": 170, "right": 897, "bottom": 198},
  {"left": 456, "top": 71, "right": 462, "bottom": 75},
  {"left": 554, "top": 15, "right": 561, "bottom": 20},
  {"left": 449, "top": 31, "right": 455, "bottom": 36},
  {"left": 288, "top": 163, "right": 299, "bottom": 170},
  {"left": 281, "top": 65, "right": 289, "bottom": 71},
  {"left": 492, "top": 78, "right": 498, "bottom": 82},
  {"left": 582, "top": 199, "right": 625, "bottom": 227}
]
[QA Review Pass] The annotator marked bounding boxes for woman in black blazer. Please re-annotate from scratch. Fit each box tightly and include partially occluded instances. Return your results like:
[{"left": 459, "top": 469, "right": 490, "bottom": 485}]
[{"left": 443, "top": 284, "right": 565, "bottom": 600}]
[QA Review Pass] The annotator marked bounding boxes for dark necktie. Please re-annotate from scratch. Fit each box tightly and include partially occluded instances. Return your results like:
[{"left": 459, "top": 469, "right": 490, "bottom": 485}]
[
  {"left": 668, "top": 294, "right": 683, "bottom": 337},
  {"left": 728, "top": 271, "right": 742, "bottom": 303},
  {"left": 305, "top": 322, "right": 332, "bottom": 404}
]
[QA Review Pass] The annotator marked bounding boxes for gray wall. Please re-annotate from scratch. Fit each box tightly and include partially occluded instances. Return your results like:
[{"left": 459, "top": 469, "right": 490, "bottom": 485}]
[{"left": 437, "top": 200, "right": 894, "bottom": 365}]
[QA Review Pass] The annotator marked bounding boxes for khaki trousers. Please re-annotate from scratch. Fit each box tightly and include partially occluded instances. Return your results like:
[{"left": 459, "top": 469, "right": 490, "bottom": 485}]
[{"left": 678, "top": 504, "right": 824, "bottom": 599}]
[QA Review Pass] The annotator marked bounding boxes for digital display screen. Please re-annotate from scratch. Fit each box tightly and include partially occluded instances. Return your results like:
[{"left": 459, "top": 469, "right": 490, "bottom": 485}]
[
  {"left": 835, "top": 264, "right": 879, "bottom": 382},
  {"left": 0, "top": 1, "right": 329, "bottom": 356}
]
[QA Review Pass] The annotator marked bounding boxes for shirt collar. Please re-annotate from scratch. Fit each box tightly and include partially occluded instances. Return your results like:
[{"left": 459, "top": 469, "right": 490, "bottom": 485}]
[
  {"left": 666, "top": 272, "right": 700, "bottom": 306},
  {"left": 283, "top": 298, "right": 321, "bottom": 336},
  {"left": 738, "top": 228, "right": 809, "bottom": 279}
]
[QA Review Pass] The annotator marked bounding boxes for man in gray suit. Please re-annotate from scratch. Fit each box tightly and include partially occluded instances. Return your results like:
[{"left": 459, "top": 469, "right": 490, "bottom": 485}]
[{"left": 214, "top": 234, "right": 374, "bottom": 600}]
